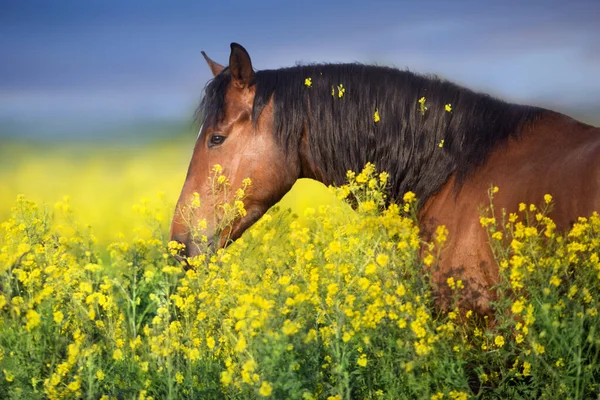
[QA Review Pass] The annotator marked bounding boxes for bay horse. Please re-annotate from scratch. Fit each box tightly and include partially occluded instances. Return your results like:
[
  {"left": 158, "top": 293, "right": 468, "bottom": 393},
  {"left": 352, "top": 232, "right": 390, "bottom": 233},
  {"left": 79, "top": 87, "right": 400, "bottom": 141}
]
[{"left": 170, "top": 43, "right": 600, "bottom": 315}]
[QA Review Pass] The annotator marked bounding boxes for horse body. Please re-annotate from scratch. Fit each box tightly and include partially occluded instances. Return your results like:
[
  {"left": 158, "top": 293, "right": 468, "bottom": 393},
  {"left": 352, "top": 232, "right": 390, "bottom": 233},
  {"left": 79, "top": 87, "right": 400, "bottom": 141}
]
[
  {"left": 170, "top": 43, "right": 600, "bottom": 315},
  {"left": 420, "top": 112, "right": 600, "bottom": 312}
]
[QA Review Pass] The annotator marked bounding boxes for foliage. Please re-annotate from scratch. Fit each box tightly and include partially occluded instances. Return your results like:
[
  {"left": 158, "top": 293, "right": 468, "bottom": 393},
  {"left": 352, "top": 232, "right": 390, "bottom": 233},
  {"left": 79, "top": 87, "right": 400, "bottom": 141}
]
[{"left": 0, "top": 165, "right": 599, "bottom": 399}]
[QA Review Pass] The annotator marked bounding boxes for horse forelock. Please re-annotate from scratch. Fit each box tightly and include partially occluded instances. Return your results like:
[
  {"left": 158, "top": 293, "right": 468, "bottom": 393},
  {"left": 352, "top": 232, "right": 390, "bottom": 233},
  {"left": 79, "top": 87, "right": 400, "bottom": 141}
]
[
  {"left": 197, "top": 62, "right": 543, "bottom": 205},
  {"left": 195, "top": 68, "right": 232, "bottom": 129}
]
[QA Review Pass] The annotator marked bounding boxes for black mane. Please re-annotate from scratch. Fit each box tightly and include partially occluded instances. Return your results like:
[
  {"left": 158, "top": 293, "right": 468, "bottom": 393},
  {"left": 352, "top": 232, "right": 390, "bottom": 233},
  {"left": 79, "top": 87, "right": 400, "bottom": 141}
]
[{"left": 199, "top": 63, "right": 542, "bottom": 204}]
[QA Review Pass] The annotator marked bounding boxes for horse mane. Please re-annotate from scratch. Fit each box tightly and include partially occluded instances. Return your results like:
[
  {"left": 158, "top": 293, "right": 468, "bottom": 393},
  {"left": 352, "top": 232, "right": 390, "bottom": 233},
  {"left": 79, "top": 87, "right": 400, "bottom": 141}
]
[{"left": 198, "top": 63, "right": 543, "bottom": 204}]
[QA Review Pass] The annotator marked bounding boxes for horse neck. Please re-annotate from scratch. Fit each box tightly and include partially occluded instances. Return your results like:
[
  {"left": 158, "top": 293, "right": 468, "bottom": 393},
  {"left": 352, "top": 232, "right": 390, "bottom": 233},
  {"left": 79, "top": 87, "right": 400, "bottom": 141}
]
[{"left": 297, "top": 130, "right": 328, "bottom": 183}]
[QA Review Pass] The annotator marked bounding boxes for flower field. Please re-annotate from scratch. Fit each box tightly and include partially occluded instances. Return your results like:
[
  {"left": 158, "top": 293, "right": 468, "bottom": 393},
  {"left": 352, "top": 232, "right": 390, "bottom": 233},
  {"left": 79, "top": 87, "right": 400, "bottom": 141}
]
[{"left": 1, "top": 143, "right": 599, "bottom": 399}]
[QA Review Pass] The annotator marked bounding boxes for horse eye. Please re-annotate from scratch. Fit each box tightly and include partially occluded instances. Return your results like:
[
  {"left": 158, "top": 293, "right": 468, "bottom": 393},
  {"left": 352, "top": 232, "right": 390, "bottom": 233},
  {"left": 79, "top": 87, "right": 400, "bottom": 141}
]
[{"left": 208, "top": 134, "right": 226, "bottom": 148}]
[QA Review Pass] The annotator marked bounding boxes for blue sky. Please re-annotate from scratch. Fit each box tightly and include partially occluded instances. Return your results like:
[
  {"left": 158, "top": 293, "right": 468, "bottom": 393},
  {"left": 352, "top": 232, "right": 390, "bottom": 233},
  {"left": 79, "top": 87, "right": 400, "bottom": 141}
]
[{"left": 1, "top": 0, "right": 599, "bottom": 138}]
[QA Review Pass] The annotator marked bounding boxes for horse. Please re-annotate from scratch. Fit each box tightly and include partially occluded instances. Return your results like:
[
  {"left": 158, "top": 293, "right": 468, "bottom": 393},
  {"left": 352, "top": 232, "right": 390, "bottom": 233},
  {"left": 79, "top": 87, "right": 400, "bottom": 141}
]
[{"left": 170, "top": 43, "right": 600, "bottom": 315}]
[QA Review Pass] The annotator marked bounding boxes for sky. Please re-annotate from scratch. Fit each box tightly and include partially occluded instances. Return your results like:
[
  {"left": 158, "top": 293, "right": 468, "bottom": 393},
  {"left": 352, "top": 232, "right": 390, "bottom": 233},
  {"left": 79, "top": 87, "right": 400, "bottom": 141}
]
[{"left": 1, "top": 0, "right": 599, "bottom": 139}]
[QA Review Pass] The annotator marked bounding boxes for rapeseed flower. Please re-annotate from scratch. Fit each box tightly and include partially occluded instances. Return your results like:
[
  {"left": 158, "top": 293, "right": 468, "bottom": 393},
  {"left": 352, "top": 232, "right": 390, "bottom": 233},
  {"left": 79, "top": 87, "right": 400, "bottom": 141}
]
[{"left": 1, "top": 161, "right": 599, "bottom": 398}]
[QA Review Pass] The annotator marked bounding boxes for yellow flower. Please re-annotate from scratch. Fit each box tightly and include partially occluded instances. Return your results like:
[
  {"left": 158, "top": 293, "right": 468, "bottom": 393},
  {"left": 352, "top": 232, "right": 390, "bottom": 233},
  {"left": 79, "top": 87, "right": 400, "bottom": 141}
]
[
  {"left": 418, "top": 96, "right": 427, "bottom": 115},
  {"left": 532, "top": 341, "right": 545, "bottom": 355},
  {"left": 449, "top": 391, "right": 468, "bottom": 400},
  {"left": 522, "top": 361, "right": 531, "bottom": 376},
  {"left": 374, "top": 108, "right": 380, "bottom": 123},
  {"left": 447, "top": 277, "right": 456, "bottom": 290},
  {"left": 379, "top": 171, "right": 389, "bottom": 184},
  {"left": 357, "top": 353, "right": 368, "bottom": 367},
  {"left": 25, "top": 309, "right": 41, "bottom": 331},
  {"left": 415, "top": 339, "right": 432, "bottom": 355},
  {"left": 480, "top": 217, "right": 496, "bottom": 228},
  {"left": 396, "top": 284, "right": 406, "bottom": 296},
  {"left": 109, "top": 348, "right": 123, "bottom": 362},
  {"left": 79, "top": 281, "right": 93, "bottom": 294},
  {"left": 511, "top": 300, "right": 525, "bottom": 314},
  {"left": 278, "top": 275, "right": 292, "bottom": 286},
  {"left": 337, "top": 84, "right": 346, "bottom": 98},
  {"left": 304, "top": 77, "right": 312, "bottom": 87},
  {"left": 304, "top": 329, "right": 317, "bottom": 344},
  {"left": 544, "top": 194, "right": 553, "bottom": 204},
  {"left": 259, "top": 381, "right": 273, "bottom": 397},
  {"left": 220, "top": 371, "right": 232, "bottom": 386},
  {"left": 411, "top": 320, "right": 427, "bottom": 338},
  {"left": 342, "top": 331, "right": 352, "bottom": 342},
  {"left": 568, "top": 284, "right": 578, "bottom": 299},
  {"left": 206, "top": 336, "right": 216, "bottom": 349},
  {"left": 53, "top": 310, "right": 64, "bottom": 324},
  {"left": 438, "top": 139, "right": 445, "bottom": 148},
  {"left": 3, "top": 369, "right": 14, "bottom": 382},
  {"left": 361, "top": 200, "right": 376, "bottom": 212},
  {"left": 67, "top": 379, "right": 81, "bottom": 392},
  {"left": 375, "top": 253, "right": 389, "bottom": 267},
  {"left": 235, "top": 335, "right": 247, "bottom": 352},
  {"left": 365, "top": 263, "right": 377, "bottom": 275},
  {"left": 515, "top": 334, "right": 524, "bottom": 344},
  {"left": 329, "top": 241, "right": 342, "bottom": 254},
  {"left": 282, "top": 319, "right": 300, "bottom": 336},
  {"left": 327, "top": 283, "right": 339, "bottom": 296},
  {"left": 403, "top": 191, "right": 416, "bottom": 203},
  {"left": 423, "top": 253, "right": 434, "bottom": 266},
  {"left": 550, "top": 275, "right": 561, "bottom": 287},
  {"left": 494, "top": 335, "right": 505, "bottom": 347},
  {"left": 175, "top": 372, "right": 184, "bottom": 384},
  {"left": 96, "top": 370, "right": 105, "bottom": 381},
  {"left": 445, "top": 103, "right": 452, "bottom": 112},
  {"left": 188, "top": 347, "right": 200, "bottom": 361}
]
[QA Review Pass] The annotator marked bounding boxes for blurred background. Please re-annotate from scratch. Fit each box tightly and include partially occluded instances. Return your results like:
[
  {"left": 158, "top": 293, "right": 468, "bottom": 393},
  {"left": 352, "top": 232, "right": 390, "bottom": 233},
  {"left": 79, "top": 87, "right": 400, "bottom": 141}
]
[{"left": 1, "top": 0, "right": 599, "bottom": 244}]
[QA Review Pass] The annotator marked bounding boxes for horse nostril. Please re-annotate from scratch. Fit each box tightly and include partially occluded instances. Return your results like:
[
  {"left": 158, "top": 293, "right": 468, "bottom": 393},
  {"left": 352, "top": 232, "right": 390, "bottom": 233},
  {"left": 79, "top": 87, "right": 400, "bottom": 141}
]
[
  {"left": 167, "top": 230, "right": 219, "bottom": 270},
  {"left": 172, "top": 251, "right": 187, "bottom": 264},
  {"left": 171, "top": 244, "right": 188, "bottom": 264}
]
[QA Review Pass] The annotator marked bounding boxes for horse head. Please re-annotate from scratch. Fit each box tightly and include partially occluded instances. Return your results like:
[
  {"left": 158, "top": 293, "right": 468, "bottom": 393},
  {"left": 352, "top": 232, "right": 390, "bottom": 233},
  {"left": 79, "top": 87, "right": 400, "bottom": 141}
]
[{"left": 170, "top": 43, "right": 300, "bottom": 257}]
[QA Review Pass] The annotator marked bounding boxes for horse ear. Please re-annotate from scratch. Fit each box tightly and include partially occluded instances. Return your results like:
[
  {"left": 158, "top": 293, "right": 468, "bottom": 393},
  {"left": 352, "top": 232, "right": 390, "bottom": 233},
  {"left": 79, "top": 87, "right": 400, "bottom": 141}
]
[
  {"left": 201, "top": 51, "right": 225, "bottom": 77},
  {"left": 229, "top": 43, "right": 254, "bottom": 88}
]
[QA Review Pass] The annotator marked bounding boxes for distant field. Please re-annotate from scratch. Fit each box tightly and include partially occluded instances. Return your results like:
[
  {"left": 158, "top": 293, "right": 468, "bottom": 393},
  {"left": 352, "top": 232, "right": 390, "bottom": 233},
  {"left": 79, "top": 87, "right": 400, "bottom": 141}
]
[{"left": 0, "top": 138, "right": 192, "bottom": 246}]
